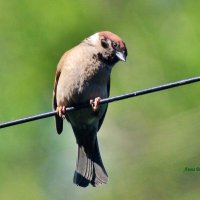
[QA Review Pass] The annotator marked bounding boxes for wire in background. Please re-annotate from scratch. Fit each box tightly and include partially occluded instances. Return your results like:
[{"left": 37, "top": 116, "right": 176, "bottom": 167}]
[{"left": 0, "top": 76, "right": 200, "bottom": 129}]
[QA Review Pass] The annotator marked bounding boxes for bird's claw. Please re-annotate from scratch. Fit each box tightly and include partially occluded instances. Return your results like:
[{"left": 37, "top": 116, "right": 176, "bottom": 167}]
[
  {"left": 90, "top": 97, "right": 101, "bottom": 112},
  {"left": 56, "top": 106, "right": 66, "bottom": 119}
]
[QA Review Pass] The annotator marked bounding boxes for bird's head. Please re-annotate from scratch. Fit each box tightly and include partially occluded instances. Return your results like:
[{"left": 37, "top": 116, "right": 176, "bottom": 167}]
[{"left": 85, "top": 31, "right": 127, "bottom": 65}]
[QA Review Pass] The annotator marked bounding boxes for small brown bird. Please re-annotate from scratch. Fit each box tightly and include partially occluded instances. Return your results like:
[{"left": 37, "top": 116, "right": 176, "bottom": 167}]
[{"left": 53, "top": 31, "right": 127, "bottom": 187}]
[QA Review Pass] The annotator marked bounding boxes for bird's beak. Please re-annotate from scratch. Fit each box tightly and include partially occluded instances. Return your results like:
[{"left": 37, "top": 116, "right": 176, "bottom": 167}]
[{"left": 116, "top": 51, "right": 126, "bottom": 62}]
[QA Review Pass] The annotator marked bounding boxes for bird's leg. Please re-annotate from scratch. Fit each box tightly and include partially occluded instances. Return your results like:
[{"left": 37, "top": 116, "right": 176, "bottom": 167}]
[
  {"left": 90, "top": 97, "right": 101, "bottom": 112},
  {"left": 56, "top": 106, "right": 66, "bottom": 119}
]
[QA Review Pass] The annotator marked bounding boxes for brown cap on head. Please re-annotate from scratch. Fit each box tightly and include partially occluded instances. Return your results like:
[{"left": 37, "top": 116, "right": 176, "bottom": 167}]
[
  {"left": 85, "top": 31, "right": 127, "bottom": 63},
  {"left": 99, "top": 31, "right": 126, "bottom": 49},
  {"left": 99, "top": 31, "right": 127, "bottom": 62}
]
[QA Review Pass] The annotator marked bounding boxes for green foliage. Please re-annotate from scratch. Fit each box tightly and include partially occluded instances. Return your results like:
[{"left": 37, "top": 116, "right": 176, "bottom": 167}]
[{"left": 1, "top": 0, "right": 200, "bottom": 199}]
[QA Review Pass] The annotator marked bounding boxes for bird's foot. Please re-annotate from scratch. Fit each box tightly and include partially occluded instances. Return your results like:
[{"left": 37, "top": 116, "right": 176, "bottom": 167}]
[
  {"left": 90, "top": 97, "right": 101, "bottom": 112},
  {"left": 56, "top": 106, "right": 66, "bottom": 119}
]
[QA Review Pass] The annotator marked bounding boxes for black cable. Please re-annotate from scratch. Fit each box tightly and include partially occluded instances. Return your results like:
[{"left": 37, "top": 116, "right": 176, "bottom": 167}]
[{"left": 1, "top": 76, "right": 200, "bottom": 129}]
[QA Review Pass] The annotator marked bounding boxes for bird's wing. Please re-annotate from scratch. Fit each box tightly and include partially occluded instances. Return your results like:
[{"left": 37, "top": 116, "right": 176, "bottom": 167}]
[
  {"left": 98, "top": 77, "right": 110, "bottom": 131},
  {"left": 52, "top": 54, "right": 66, "bottom": 134}
]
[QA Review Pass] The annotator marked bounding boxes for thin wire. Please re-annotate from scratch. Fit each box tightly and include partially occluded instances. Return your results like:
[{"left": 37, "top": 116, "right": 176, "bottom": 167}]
[{"left": 1, "top": 76, "right": 200, "bottom": 129}]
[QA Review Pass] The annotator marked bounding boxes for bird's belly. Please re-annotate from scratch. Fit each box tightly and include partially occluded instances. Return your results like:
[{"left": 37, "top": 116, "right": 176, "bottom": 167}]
[
  {"left": 67, "top": 104, "right": 107, "bottom": 131},
  {"left": 67, "top": 82, "right": 108, "bottom": 128},
  {"left": 57, "top": 72, "right": 108, "bottom": 105},
  {"left": 80, "top": 82, "right": 108, "bottom": 102}
]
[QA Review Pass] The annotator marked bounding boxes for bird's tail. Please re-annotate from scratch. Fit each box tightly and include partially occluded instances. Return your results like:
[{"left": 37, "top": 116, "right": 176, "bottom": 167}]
[{"left": 73, "top": 138, "right": 108, "bottom": 187}]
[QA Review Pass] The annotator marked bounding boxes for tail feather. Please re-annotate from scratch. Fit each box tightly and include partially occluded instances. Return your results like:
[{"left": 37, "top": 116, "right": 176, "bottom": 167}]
[
  {"left": 73, "top": 139, "right": 108, "bottom": 187},
  {"left": 73, "top": 146, "right": 93, "bottom": 187},
  {"left": 92, "top": 162, "right": 108, "bottom": 186}
]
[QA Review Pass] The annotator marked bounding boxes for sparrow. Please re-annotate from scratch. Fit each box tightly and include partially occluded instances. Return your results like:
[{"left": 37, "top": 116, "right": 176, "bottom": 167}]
[{"left": 52, "top": 31, "right": 127, "bottom": 187}]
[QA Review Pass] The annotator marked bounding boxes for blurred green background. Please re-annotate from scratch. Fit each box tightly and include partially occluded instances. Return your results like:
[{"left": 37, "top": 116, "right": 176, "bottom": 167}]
[{"left": 1, "top": 0, "right": 200, "bottom": 199}]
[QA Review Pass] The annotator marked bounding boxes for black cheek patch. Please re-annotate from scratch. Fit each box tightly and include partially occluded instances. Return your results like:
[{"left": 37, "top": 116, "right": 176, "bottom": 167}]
[
  {"left": 97, "top": 52, "right": 118, "bottom": 65},
  {"left": 101, "top": 39, "right": 109, "bottom": 49}
]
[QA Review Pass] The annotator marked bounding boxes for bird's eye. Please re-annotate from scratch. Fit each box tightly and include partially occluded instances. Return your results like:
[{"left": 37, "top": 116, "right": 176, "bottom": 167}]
[
  {"left": 112, "top": 42, "right": 118, "bottom": 49},
  {"left": 101, "top": 39, "right": 109, "bottom": 48}
]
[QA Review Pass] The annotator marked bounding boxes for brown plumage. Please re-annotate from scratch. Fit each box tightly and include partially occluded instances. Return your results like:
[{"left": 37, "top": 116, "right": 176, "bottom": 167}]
[{"left": 53, "top": 31, "right": 127, "bottom": 187}]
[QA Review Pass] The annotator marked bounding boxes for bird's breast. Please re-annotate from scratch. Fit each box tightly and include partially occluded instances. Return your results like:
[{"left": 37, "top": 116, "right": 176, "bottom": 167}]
[{"left": 56, "top": 46, "right": 112, "bottom": 107}]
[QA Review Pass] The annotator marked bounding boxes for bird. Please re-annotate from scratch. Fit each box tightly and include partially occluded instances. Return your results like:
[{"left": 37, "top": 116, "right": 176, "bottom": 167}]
[{"left": 52, "top": 31, "right": 127, "bottom": 187}]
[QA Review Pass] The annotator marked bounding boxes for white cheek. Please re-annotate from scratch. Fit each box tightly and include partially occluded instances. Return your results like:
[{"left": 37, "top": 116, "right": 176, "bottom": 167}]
[{"left": 88, "top": 33, "right": 99, "bottom": 44}]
